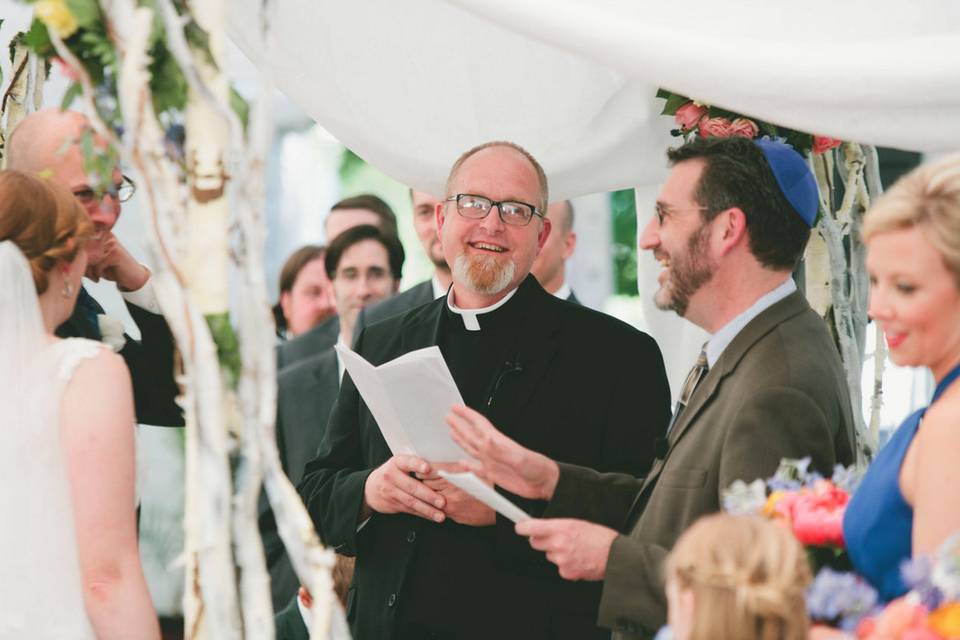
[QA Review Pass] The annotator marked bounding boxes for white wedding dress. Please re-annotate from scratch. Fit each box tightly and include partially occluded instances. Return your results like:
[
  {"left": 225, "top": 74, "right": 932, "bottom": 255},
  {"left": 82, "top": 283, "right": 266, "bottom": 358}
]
[{"left": 0, "top": 241, "right": 102, "bottom": 639}]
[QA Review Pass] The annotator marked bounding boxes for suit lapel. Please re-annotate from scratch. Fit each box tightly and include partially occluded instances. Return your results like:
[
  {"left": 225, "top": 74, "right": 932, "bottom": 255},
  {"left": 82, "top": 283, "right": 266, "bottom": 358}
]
[{"left": 398, "top": 297, "right": 446, "bottom": 355}]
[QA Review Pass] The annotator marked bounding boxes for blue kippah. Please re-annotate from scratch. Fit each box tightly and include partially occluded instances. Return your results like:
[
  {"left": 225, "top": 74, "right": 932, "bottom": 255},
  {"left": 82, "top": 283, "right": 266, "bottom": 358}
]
[{"left": 754, "top": 139, "right": 819, "bottom": 227}]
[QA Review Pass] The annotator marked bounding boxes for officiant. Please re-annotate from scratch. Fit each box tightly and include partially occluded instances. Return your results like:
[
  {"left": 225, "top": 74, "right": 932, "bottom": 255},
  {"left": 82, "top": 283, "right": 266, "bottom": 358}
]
[{"left": 298, "top": 141, "right": 671, "bottom": 639}]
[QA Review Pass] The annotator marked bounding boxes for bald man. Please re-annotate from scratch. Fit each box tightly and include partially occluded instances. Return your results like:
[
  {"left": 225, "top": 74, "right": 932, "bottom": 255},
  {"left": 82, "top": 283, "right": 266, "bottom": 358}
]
[
  {"left": 8, "top": 108, "right": 182, "bottom": 427},
  {"left": 531, "top": 200, "right": 578, "bottom": 303}
]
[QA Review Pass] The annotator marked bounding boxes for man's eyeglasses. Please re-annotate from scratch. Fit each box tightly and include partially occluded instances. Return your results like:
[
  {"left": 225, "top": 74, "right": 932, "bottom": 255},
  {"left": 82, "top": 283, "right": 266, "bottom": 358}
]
[
  {"left": 654, "top": 203, "right": 709, "bottom": 226},
  {"left": 72, "top": 175, "right": 137, "bottom": 206},
  {"left": 446, "top": 194, "right": 543, "bottom": 227}
]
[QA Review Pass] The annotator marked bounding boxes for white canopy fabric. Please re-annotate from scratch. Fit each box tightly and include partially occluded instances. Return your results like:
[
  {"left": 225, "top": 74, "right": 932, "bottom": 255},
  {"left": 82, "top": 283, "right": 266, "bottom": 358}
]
[{"left": 229, "top": 0, "right": 960, "bottom": 200}]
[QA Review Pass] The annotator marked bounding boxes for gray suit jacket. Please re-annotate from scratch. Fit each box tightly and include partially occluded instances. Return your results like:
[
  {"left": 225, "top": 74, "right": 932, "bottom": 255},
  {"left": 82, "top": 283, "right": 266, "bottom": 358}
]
[
  {"left": 546, "top": 291, "right": 856, "bottom": 638},
  {"left": 277, "top": 315, "right": 340, "bottom": 370},
  {"left": 263, "top": 348, "right": 341, "bottom": 610},
  {"left": 352, "top": 279, "right": 436, "bottom": 344}
]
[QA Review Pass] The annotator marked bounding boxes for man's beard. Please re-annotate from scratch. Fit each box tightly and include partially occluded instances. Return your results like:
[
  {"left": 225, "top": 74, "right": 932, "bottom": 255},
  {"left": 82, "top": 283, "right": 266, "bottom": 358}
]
[
  {"left": 453, "top": 252, "right": 515, "bottom": 296},
  {"left": 654, "top": 225, "right": 715, "bottom": 317}
]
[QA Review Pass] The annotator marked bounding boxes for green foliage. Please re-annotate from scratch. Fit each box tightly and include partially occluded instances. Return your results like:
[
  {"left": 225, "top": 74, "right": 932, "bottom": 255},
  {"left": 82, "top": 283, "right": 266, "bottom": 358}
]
[
  {"left": 205, "top": 313, "right": 241, "bottom": 389},
  {"left": 610, "top": 189, "right": 639, "bottom": 297},
  {"left": 229, "top": 87, "right": 249, "bottom": 133},
  {"left": 64, "top": 0, "right": 101, "bottom": 29},
  {"left": 77, "top": 127, "right": 119, "bottom": 194}
]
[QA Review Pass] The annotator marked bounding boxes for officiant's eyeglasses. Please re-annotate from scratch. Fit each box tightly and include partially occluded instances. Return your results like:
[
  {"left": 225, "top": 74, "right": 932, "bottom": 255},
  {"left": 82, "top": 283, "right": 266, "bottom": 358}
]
[
  {"left": 72, "top": 175, "right": 137, "bottom": 206},
  {"left": 446, "top": 194, "right": 543, "bottom": 227}
]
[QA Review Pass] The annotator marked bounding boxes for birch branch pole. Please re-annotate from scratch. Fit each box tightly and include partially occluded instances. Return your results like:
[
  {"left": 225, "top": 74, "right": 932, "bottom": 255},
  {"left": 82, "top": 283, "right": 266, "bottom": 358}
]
[
  {"left": 806, "top": 142, "right": 884, "bottom": 466},
  {"left": 24, "top": 0, "right": 343, "bottom": 637}
]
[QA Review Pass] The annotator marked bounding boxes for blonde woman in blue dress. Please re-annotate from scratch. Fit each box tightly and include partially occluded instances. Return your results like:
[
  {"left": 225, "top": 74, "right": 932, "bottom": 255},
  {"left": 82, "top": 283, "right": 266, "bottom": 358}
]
[{"left": 0, "top": 170, "right": 159, "bottom": 639}]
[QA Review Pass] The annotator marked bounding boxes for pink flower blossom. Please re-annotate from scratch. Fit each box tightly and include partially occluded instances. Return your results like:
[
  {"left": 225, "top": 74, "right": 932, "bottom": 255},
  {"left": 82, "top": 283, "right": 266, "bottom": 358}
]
[
  {"left": 674, "top": 102, "right": 707, "bottom": 131},
  {"left": 699, "top": 117, "right": 732, "bottom": 138},
  {"left": 729, "top": 118, "right": 759, "bottom": 139},
  {"left": 52, "top": 57, "right": 80, "bottom": 82},
  {"left": 813, "top": 136, "right": 843, "bottom": 154}
]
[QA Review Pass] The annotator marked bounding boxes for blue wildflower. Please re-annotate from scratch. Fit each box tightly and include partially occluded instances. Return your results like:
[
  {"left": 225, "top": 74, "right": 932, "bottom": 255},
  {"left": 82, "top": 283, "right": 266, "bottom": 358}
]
[{"left": 806, "top": 567, "right": 878, "bottom": 630}]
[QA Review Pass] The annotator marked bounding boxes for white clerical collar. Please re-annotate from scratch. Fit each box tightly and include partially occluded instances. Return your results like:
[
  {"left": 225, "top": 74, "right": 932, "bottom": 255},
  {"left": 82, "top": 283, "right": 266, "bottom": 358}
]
[
  {"left": 552, "top": 282, "right": 572, "bottom": 301},
  {"left": 705, "top": 277, "right": 796, "bottom": 368},
  {"left": 446, "top": 286, "right": 519, "bottom": 332},
  {"left": 431, "top": 274, "right": 448, "bottom": 299}
]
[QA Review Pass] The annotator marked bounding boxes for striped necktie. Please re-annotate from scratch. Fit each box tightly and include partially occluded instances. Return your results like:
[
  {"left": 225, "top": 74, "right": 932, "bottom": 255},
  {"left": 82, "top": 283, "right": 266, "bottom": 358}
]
[{"left": 667, "top": 345, "right": 709, "bottom": 433}]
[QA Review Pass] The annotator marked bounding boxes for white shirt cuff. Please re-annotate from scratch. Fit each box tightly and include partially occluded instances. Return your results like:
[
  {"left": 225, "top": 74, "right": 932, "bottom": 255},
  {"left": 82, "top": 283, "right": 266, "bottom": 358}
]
[{"left": 120, "top": 277, "right": 161, "bottom": 315}]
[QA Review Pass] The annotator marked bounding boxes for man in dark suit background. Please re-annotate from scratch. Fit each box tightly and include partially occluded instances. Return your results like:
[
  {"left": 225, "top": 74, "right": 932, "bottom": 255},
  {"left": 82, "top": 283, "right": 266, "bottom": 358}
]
[
  {"left": 264, "top": 225, "right": 404, "bottom": 610},
  {"left": 277, "top": 195, "right": 399, "bottom": 370},
  {"left": 532, "top": 200, "right": 580, "bottom": 303},
  {"left": 351, "top": 189, "right": 452, "bottom": 340},
  {"left": 298, "top": 141, "right": 671, "bottom": 638},
  {"left": 447, "top": 136, "right": 857, "bottom": 638},
  {"left": 8, "top": 108, "right": 182, "bottom": 427}
]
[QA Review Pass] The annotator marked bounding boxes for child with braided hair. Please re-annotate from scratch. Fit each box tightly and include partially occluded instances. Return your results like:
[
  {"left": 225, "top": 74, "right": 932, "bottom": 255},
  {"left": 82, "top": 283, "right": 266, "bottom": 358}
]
[{"left": 659, "top": 513, "right": 812, "bottom": 640}]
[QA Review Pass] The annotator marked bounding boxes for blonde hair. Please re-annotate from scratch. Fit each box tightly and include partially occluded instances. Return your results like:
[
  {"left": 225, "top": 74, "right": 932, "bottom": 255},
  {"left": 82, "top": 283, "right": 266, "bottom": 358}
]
[
  {"left": 863, "top": 154, "right": 960, "bottom": 288},
  {"left": 0, "top": 170, "right": 93, "bottom": 294},
  {"left": 665, "top": 514, "right": 811, "bottom": 640},
  {"left": 445, "top": 140, "right": 549, "bottom": 211}
]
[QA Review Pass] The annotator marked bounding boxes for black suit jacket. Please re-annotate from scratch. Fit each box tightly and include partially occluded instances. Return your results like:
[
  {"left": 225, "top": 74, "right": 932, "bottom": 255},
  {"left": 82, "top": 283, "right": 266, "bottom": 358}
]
[
  {"left": 299, "top": 276, "right": 671, "bottom": 639},
  {"left": 57, "top": 286, "right": 182, "bottom": 427},
  {"left": 277, "top": 315, "right": 340, "bottom": 370},
  {"left": 262, "top": 348, "right": 342, "bottom": 610}
]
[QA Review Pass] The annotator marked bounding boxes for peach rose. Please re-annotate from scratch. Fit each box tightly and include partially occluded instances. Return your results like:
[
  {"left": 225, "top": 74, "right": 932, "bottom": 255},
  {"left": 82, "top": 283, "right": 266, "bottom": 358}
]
[
  {"left": 813, "top": 136, "right": 843, "bottom": 154},
  {"left": 675, "top": 102, "right": 707, "bottom": 131},
  {"left": 699, "top": 117, "right": 732, "bottom": 138},
  {"left": 729, "top": 118, "right": 759, "bottom": 139}
]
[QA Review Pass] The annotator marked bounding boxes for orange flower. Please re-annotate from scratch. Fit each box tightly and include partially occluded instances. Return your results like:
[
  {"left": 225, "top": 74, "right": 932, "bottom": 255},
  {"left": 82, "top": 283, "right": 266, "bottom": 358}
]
[{"left": 928, "top": 602, "right": 960, "bottom": 638}]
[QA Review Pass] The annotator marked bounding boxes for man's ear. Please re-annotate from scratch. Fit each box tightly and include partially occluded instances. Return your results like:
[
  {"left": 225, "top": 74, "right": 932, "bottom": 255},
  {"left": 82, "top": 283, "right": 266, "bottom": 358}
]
[
  {"left": 435, "top": 200, "right": 446, "bottom": 232},
  {"left": 392, "top": 278, "right": 401, "bottom": 294},
  {"left": 715, "top": 207, "right": 747, "bottom": 256},
  {"left": 537, "top": 218, "right": 552, "bottom": 253},
  {"left": 562, "top": 231, "right": 577, "bottom": 260}
]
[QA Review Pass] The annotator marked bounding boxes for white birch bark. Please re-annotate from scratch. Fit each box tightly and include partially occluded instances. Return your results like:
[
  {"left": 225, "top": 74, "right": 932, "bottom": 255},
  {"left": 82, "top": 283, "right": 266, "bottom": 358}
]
[
  {"left": 90, "top": 3, "right": 242, "bottom": 638},
  {"left": 1, "top": 43, "right": 45, "bottom": 168}
]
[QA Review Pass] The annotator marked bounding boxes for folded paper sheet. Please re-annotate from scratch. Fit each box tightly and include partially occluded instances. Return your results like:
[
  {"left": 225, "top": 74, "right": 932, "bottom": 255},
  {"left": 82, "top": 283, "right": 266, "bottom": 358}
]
[
  {"left": 438, "top": 470, "right": 531, "bottom": 523},
  {"left": 335, "top": 343, "right": 471, "bottom": 462}
]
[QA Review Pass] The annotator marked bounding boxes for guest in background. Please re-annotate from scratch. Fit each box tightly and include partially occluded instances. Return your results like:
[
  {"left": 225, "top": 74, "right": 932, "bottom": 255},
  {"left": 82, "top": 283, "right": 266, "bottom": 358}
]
[
  {"left": 0, "top": 170, "right": 159, "bottom": 640},
  {"left": 531, "top": 200, "right": 579, "bottom": 303},
  {"left": 352, "top": 190, "right": 452, "bottom": 340},
  {"left": 844, "top": 154, "right": 960, "bottom": 601},
  {"left": 278, "top": 194, "right": 399, "bottom": 369},
  {"left": 273, "top": 244, "right": 336, "bottom": 340},
  {"left": 659, "top": 514, "right": 810, "bottom": 640},
  {"left": 264, "top": 225, "right": 404, "bottom": 611}
]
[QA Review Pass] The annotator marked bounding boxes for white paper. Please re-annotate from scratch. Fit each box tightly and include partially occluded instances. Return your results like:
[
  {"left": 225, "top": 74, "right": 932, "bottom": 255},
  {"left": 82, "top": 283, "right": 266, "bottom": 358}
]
[
  {"left": 335, "top": 343, "right": 471, "bottom": 462},
  {"left": 438, "top": 471, "right": 531, "bottom": 523}
]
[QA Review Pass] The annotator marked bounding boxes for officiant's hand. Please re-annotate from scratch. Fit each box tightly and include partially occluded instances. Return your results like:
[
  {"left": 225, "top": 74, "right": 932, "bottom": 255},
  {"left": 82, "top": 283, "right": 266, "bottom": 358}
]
[
  {"left": 447, "top": 404, "right": 560, "bottom": 501},
  {"left": 422, "top": 476, "right": 496, "bottom": 527},
  {"left": 363, "top": 455, "right": 446, "bottom": 523},
  {"left": 516, "top": 518, "right": 618, "bottom": 581}
]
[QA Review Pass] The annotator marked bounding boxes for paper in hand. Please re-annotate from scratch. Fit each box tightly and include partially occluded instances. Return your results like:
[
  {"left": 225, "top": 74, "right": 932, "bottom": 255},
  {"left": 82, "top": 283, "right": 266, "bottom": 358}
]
[
  {"left": 335, "top": 343, "right": 471, "bottom": 462},
  {"left": 438, "top": 470, "right": 530, "bottom": 523}
]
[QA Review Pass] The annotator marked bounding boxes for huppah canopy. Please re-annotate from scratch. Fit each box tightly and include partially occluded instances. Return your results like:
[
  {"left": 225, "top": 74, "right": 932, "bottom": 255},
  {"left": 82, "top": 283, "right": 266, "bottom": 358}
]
[{"left": 228, "top": 0, "right": 960, "bottom": 200}]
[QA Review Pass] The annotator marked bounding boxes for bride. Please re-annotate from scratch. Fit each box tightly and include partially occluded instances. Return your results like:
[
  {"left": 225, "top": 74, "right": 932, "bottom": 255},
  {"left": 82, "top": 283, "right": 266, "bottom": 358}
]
[{"left": 0, "top": 170, "right": 159, "bottom": 639}]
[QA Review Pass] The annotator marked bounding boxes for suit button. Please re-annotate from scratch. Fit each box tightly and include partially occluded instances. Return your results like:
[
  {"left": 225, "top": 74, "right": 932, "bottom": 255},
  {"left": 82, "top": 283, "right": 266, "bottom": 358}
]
[
  {"left": 406, "top": 530, "right": 416, "bottom": 543},
  {"left": 387, "top": 593, "right": 397, "bottom": 607}
]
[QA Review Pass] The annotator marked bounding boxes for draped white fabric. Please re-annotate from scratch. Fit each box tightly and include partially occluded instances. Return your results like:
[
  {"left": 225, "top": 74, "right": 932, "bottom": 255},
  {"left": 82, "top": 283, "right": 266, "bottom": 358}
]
[{"left": 229, "top": 0, "right": 960, "bottom": 199}]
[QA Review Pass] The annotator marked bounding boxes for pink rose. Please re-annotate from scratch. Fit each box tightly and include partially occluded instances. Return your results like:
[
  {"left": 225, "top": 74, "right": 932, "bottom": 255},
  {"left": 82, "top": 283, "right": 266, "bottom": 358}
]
[
  {"left": 729, "top": 118, "right": 759, "bottom": 139},
  {"left": 674, "top": 102, "right": 707, "bottom": 131},
  {"left": 52, "top": 57, "right": 81, "bottom": 82},
  {"left": 699, "top": 117, "right": 732, "bottom": 138},
  {"left": 813, "top": 135, "right": 843, "bottom": 154}
]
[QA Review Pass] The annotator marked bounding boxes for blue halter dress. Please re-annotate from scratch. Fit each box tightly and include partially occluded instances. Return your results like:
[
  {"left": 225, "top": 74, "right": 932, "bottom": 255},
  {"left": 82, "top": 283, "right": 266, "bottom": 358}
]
[{"left": 843, "top": 363, "right": 960, "bottom": 602}]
